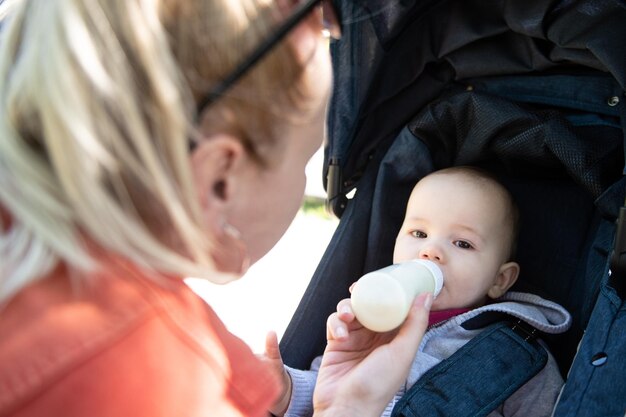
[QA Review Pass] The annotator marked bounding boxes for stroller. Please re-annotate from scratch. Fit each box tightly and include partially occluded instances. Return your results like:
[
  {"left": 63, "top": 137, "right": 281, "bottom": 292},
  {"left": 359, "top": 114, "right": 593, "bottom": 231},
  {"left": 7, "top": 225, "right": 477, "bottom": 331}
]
[{"left": 279, "top": 0, "right": 626, "bottom": 416}]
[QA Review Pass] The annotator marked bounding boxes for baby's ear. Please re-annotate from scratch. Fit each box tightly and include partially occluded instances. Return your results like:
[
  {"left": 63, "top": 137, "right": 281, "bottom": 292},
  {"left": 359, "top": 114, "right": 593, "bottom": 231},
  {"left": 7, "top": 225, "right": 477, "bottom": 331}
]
[{"left": 488, "top": 262, "right": 520, "bottom": 299}]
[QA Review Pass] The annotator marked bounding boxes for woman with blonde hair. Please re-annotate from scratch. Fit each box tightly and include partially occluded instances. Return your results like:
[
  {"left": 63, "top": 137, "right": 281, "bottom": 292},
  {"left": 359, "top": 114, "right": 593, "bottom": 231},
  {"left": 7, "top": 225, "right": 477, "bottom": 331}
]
[{"left": 0, "top": 0, "right": 432, "bottom": 416}]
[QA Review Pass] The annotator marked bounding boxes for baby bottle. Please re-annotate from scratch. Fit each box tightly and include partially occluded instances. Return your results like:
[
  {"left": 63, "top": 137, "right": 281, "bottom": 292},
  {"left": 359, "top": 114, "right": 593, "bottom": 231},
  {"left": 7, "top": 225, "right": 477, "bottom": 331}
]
[{"left": 350, "top": 259, "right": 443, "bottom": 332}]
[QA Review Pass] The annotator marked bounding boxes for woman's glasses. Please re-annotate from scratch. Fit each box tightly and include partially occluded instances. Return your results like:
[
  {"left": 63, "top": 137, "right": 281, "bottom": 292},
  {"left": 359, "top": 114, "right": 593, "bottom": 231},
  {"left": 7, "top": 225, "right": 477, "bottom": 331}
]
[{"left": 196, "top": 0, "right": 341, "bottom": 116}]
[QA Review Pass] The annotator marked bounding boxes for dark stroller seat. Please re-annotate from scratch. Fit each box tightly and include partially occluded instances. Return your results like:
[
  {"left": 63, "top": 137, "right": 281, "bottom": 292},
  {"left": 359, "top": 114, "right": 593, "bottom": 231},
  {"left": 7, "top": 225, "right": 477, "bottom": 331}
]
[{"left": 280, "top": 1, "right": 626, "bottom": 415}]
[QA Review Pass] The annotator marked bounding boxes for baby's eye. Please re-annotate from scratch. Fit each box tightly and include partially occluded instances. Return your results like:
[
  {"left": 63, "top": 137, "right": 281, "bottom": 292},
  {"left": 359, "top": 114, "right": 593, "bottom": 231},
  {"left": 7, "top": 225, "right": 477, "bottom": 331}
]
[
  {"left": 410, "top": 230, "right": 427, "bottom": 238},
  {"left": 454, "top": 240, "right": 473, "bottom": 250}
]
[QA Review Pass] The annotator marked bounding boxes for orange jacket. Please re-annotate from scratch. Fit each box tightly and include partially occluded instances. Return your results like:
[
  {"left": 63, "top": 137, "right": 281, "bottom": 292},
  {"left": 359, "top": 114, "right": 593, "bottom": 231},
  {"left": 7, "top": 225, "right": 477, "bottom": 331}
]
[{"left": 0, "top": 256, "right": 279, "bottom": 417}]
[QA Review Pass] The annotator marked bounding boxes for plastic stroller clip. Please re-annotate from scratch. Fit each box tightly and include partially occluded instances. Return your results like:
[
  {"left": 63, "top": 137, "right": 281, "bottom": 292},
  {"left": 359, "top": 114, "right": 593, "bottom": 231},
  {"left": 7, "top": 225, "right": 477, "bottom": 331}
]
[{"left": 325, "top": 157, "right": 348, "bottom": 217}]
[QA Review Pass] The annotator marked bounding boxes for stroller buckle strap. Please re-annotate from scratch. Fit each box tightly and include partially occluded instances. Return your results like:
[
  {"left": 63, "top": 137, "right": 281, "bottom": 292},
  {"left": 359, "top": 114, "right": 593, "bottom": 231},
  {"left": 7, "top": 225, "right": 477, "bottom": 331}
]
[{"left": 510, "top": 319, "right": 539, "bottom": 342}]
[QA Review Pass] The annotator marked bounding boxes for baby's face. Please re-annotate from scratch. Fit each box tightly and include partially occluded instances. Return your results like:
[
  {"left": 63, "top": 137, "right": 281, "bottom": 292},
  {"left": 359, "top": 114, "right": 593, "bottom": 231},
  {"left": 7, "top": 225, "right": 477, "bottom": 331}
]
[{"left": 393, "top": 173, "right": 513, "bottom": 311}]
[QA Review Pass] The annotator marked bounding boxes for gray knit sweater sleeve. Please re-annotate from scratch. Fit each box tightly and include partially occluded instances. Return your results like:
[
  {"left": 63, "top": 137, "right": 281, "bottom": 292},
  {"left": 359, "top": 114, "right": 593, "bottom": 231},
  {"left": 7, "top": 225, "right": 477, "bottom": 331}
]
[{"left": 283, "top": 356, "right": 321, "bottom": 417}]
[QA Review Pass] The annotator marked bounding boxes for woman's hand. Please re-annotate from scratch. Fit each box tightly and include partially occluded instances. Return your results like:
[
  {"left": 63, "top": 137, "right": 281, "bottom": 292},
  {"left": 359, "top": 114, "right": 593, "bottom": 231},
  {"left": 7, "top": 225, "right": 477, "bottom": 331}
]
[
  {"left": 313, "top": 292, "right": 432, "bottom": 417},
  {"left": 260, "top": 331, "right": 292, "bottom": 416}
]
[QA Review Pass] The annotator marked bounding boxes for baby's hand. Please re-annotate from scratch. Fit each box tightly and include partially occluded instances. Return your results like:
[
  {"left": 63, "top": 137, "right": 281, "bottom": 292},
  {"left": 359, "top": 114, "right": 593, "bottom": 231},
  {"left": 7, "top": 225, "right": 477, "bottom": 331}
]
[{"left": 260, "top": 331, "right": 292, "bottom": 416}]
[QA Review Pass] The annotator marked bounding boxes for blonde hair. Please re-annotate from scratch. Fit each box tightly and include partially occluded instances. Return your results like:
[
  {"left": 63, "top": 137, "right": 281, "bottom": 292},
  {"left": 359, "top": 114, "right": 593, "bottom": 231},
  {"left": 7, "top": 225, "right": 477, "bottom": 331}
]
[{"left": 0, "top": 0, "right": 305, "bottom": 302}]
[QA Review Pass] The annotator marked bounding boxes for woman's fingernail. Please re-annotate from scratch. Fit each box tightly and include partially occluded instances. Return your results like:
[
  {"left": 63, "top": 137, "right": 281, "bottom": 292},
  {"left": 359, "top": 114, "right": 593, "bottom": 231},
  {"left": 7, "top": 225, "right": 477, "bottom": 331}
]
[
  {"left": 424, "top": 293, "right": 433, "bottom": 310},
  {"left": 335, "top": 327, "right": 347, "bottom": 339}
]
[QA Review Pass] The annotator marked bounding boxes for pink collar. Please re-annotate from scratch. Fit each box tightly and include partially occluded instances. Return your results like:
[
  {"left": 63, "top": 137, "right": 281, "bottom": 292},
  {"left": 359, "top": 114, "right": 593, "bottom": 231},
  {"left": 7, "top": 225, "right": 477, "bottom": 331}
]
[{"left": 428, "top": 308, "right": 471, "bottom": 327}]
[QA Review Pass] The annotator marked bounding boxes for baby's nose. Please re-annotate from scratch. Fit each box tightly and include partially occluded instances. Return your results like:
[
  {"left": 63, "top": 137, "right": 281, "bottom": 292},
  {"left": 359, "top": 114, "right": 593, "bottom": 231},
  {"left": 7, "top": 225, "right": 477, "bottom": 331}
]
[{"left": 419, "top": 245, "right": 443, "bottom": 262}]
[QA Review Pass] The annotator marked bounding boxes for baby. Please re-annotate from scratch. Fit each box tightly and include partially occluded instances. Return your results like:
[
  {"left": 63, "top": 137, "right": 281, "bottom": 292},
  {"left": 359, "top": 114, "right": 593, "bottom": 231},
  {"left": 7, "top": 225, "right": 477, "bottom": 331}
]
[{"left": 267, "top": 166, "right": 571, "bottom": 417}]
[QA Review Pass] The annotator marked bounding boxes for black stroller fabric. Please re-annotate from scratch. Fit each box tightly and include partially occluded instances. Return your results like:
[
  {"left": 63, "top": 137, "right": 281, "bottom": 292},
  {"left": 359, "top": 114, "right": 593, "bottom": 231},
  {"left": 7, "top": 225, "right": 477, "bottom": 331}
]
[{"left": 280, "top": 0, "right": 626, "bottom": 415}]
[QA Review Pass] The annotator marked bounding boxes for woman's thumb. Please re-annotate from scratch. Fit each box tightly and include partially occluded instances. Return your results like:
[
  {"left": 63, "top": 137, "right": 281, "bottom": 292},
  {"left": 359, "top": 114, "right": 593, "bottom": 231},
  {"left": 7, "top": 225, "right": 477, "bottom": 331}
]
[{"left": 392, "top": 292, "right": 432, "bottom": 358}]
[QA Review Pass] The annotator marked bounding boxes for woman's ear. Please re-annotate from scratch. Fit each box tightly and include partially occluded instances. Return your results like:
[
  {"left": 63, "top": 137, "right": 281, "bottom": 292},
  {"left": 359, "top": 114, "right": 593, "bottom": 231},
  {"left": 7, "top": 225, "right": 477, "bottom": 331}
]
[
  {"left": 190, "top": 134, "right": 244, "bottom": 212},
  {"left": 488, "top": 261, "right": 520, "bottom": 299},
  {"left": 190, "top": 134, "right": 250, "bottom": 275}
]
